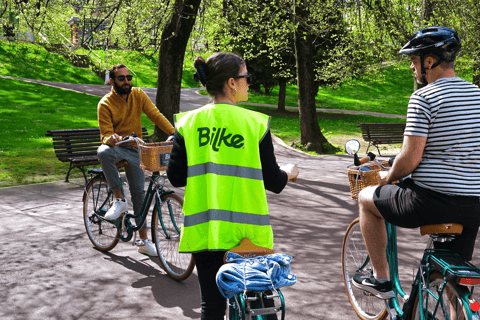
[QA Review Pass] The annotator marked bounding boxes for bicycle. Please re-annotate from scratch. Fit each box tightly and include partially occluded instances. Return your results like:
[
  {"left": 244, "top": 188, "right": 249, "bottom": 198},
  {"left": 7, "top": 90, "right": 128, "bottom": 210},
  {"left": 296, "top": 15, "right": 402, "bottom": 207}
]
[
  {"left": 341, "top": 139, "right": 480, "bottom": 320},
  {"left": 82, "top": 134, "right": 195, "bottom": 281}
]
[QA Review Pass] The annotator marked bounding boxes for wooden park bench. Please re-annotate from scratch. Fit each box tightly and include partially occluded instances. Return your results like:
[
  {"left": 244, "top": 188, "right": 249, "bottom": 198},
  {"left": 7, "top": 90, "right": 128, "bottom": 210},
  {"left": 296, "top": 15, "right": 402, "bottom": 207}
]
[
  {"left": 357, "top": 123, "right": 406, "bottom": 155},
  {"left": 45, "top": 127, "right": 150, "bottom": 183}
]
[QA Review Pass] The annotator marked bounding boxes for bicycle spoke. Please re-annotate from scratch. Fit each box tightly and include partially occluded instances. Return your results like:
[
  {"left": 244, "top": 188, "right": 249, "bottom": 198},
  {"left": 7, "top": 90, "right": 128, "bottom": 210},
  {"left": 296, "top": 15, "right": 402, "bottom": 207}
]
[
  {"left": 83, "top": 176, "right": 119, "bottom": 251},
  {"left": 342, "top": 218, "right": 387, "bottom": 320},
  {"left": 412, "top": 273, "right": 468, "bottom": 320},
  {"left": 152, "top": 193, "right": 194, "bottom": 281}
]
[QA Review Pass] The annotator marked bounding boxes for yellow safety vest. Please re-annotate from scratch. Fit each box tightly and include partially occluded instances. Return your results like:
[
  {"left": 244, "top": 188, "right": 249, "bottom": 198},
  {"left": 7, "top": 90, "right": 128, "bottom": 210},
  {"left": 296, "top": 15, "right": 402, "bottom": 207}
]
[{"left": 175, "top": 103, "right": 273, "bottom": 253}]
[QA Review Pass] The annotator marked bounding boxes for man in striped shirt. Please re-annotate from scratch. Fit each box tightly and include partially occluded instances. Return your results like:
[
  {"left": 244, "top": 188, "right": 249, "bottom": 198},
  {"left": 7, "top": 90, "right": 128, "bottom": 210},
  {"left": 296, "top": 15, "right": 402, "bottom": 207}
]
[{"left": 352, "top": 26, "right": 480, "bottom": 299}]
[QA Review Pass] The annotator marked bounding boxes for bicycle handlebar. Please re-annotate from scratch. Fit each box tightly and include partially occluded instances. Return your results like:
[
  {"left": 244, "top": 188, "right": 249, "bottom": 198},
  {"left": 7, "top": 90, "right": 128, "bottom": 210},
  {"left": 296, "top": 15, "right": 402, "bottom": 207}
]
[
  {"left": 115, "top": 133, "right": 145, "bottom": 147},
  {"left": 354, "top": 151, "right": 376, "bottom": 166}
]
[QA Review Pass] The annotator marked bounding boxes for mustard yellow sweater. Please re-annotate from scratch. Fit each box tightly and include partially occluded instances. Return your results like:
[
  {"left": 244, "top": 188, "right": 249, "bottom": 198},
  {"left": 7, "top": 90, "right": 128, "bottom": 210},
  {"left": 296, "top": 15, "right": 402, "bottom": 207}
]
[{"left": 98, "top": 87, "right": 175, "bottom": 145}]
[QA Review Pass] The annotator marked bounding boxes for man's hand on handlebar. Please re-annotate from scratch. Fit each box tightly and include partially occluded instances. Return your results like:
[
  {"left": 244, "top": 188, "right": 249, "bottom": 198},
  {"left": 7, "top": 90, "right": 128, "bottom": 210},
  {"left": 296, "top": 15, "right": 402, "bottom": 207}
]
[
  {"left": 280, "top": 164, "right": 299, "bottom": 182},
  {"left": 107, "top": 133, "right": 123, "bottom": 146}
]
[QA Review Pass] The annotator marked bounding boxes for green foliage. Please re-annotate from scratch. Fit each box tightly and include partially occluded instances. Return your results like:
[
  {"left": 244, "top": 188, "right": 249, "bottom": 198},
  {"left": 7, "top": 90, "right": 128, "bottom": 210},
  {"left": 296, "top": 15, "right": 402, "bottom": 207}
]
[
  {"left": 112, "top": 0, "right": 169, "bottom": 51},
  {"left": 345, "top": 0, "right": 419, "bottom": 63},
  {"left": 216, "top": 0, "right": 296, "bottom": 94}
]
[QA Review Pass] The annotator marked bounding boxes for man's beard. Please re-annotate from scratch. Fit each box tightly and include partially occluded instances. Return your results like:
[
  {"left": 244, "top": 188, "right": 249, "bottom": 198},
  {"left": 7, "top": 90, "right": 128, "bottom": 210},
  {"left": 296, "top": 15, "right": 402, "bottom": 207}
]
[{"left": 114, "top": 81, "right": 132, "bottom": 95}]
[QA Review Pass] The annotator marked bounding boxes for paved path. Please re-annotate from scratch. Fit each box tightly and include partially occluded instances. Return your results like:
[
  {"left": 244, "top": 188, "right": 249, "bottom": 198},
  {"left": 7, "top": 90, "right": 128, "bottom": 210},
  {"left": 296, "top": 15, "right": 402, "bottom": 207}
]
[
  {"left": 0, "top": 76, "right": 212, "bottom": 112},
  {"left": 3, "top": 140, "right": 478, "bottom": 320},
  {"left": 0, "top": 141, "right": 426, "bottom": 320},
  {"left": 242, "top": 102, "right": 407, "bottom": 119}
]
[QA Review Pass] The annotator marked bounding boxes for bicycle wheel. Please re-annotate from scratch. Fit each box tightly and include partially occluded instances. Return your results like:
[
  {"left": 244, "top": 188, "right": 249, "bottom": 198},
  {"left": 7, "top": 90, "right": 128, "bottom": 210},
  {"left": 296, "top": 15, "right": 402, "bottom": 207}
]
[
  {"left": 83, "top": 176, "right": 119, "bottom": 251},
  {"left": 412, "top": 272, "right": 469, "bottom": 320},
  {"left": 151, "top": 193, "right": 195, "bottom": 281},
  {"left": 342, "top": 218, "right": 388, "bottom": 320}
]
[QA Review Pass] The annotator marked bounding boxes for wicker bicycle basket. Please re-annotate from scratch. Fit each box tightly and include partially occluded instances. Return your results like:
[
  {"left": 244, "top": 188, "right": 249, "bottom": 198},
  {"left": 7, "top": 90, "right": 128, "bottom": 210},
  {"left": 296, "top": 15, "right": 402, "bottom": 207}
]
[
  {"left": 139, "top": 142, "right": 173, "bottom": 172},
  {"left": 347, "top": 160, "right": 390, "bottom": 201}
]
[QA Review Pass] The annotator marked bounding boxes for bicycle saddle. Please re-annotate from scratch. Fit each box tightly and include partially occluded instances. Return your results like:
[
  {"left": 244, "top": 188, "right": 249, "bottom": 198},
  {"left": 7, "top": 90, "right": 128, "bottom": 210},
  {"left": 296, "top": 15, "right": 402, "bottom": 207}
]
[
  {"left": 420, "top": 223, "right": 463, "bottom": 236},
  {"left": 224, "top": 239, "right": 275, "bottom": 263},
  {"left": 115, "top": 160, "right": 129, "bottom": 168}
]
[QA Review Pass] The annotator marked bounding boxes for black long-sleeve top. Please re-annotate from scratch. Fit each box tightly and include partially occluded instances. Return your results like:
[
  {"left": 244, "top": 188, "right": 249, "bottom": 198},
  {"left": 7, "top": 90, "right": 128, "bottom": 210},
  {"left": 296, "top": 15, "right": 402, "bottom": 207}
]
[{"left": 166, "top": 129, "right": 288, "bottom": 194}]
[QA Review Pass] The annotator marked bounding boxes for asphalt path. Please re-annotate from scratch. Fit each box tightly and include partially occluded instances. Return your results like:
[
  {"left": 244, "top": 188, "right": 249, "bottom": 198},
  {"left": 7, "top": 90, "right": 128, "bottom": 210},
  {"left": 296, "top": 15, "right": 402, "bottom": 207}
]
[
  {"left": 1, "top": 77, "right": 479, "bottom": 319},
  {"left": 0, "top": 76, "right": 211, "bottom": 112},
  {"left": 0, "top": 144, "right": 422, "bottom": 320}
]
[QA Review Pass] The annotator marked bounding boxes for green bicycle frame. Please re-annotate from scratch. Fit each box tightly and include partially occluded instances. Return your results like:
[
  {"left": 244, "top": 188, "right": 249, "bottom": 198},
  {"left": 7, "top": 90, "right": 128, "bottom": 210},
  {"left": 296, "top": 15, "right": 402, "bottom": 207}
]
[
  {"left": 90, "top": 171, "right": 173, "bottom": 243},
  {"left": 382, "top": 222, "right": 478, "bottom": 320}
]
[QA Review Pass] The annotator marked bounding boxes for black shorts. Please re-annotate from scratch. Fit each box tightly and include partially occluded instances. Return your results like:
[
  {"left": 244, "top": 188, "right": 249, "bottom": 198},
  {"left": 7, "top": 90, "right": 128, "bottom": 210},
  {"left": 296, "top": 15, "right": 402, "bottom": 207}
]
[{"left": 373, "top": 178, "right": 480, "bottom": 261}]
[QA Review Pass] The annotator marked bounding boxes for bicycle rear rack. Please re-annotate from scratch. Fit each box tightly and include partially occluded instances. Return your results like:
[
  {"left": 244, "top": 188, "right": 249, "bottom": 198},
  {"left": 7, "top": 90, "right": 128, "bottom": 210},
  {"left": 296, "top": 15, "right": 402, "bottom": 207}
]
[{"left": 426, "top": 249, "right": 480, "bottom": 286}]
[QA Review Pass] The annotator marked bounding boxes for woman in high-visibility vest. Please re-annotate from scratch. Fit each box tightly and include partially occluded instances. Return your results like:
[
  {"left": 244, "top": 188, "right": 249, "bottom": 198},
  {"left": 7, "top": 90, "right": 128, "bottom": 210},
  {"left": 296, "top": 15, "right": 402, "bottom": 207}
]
[{"left": 167, "top": 52, "right": 299, "bottom": 320}]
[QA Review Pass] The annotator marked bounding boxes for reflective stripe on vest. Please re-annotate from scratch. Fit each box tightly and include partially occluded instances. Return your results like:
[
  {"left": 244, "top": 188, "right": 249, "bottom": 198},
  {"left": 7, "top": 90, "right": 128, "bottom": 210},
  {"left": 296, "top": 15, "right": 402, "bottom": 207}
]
[
  {"left": 187, "top": 162, "right": 263, "bottom": 180},
  {"left": 184, "top": 209, "right": 271, "bottom": 227}
]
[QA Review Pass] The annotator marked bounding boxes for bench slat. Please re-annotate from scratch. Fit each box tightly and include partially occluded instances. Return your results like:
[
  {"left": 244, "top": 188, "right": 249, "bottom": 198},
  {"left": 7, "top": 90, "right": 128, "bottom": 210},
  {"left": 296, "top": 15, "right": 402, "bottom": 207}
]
[{"left": 357, "top": 123, "right": 406, "bottom": 155}]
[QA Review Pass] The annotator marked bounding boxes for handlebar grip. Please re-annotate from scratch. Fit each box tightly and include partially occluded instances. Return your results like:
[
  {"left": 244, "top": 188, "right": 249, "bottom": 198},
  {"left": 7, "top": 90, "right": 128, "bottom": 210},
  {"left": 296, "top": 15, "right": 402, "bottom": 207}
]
[
  {"left": 355, "top": 152, "right": 376, "bottom": 166},
  {"left": 358, "top": 156, "right": 370, "bottom": 165}
]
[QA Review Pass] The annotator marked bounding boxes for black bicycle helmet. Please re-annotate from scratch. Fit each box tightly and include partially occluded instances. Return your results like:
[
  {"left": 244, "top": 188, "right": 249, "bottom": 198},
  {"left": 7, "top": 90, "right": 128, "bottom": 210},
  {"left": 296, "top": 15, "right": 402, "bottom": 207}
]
[{"left": 399, "top": 26, "right": 461, "bottom": 84}]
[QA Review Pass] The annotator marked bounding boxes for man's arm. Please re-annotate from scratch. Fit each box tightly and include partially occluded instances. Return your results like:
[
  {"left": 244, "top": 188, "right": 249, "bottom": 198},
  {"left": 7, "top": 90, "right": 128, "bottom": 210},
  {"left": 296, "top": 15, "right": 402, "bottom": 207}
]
[
  {"left": 98, "top": 102, "right": 118, "bottom": 145},
  {"left": 140, "top": 90, "right": 175, "bottom": 135},
  {"left": 378, "top": 135, "right": 427, "bottom": 185}
]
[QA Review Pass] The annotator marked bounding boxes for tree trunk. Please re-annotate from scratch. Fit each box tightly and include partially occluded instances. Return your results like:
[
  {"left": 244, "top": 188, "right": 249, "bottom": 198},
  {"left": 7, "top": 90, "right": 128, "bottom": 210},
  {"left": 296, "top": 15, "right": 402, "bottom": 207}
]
[
  {"left": 278, "top": 78, "right": 286, "bottom": 111},
  {"left": 153, "top": 0, "right": 202, "bottom": 141},
  {"left": 294, "top": 1, "right": 331, "bottom": 153}
]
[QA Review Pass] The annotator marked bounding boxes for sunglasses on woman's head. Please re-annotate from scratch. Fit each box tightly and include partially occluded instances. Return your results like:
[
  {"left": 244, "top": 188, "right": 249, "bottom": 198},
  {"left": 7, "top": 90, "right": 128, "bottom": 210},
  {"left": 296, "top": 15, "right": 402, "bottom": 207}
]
[
  {"left": 233, "top": 74, "right": 251, "bottom": 85},
  {"left": 114, "top": 75, "right": 133, "bottom": 81}
]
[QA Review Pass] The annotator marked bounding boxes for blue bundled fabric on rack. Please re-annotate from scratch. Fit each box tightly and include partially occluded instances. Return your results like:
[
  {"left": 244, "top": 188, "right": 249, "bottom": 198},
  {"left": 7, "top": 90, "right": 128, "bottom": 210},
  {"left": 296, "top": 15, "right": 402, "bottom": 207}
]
[{"left": 216, "top": 253, "right": 297, "bottom": 299}]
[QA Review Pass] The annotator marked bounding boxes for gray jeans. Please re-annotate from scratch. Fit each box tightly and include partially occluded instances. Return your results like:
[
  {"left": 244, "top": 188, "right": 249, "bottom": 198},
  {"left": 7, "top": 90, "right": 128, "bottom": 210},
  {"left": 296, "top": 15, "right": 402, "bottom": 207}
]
[{"left": 97, "top": 144, "right": 146, "bottom": 230}]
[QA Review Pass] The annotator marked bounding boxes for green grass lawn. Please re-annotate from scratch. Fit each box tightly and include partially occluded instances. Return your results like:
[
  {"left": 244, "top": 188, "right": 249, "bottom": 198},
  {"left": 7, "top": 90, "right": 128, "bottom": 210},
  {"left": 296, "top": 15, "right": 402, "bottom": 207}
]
[
  {"left": 0, "top": 41, "right": 103, "bottom": 84},
  {"left": 240, "top": 105, "right": 404, "bottom": 154},
  {"left": 74, "top": 47, "right": 212, "bottom": 89},
  {"left": 0, "top": 77, "right": 156, "bottom": 187},
  {"left": 0, "top": 40, "right": 209, "bottom": 89},
  {"left": 245, "top": 57, "right": 475, "bottom": 116}
]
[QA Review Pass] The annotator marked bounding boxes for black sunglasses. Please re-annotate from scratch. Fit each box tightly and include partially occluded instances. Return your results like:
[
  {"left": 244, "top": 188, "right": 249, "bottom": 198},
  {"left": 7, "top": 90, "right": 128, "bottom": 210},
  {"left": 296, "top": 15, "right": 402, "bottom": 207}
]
[
  {"left": 114, "top": 75, "right": 133, "bottom": 81},
  {"left": 233, "top": 74, "right": 251, "bottom": 85}
]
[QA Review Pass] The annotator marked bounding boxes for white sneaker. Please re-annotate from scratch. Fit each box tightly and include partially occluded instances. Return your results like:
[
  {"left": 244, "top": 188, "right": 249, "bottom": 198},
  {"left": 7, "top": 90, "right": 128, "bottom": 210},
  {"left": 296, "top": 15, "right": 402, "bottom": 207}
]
[
  {"left": 137, "top": 239, "right": 158, "bottom": 257},
  {"left": 104, "top": 198, "right": 128, "bottom": 220}
]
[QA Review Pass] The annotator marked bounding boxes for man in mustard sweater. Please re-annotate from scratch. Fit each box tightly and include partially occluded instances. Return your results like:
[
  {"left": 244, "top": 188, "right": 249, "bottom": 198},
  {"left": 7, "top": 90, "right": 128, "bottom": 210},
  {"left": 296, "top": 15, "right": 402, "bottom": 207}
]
[{"left": 97, "top": 64, "right": 175, "bottom": 256}]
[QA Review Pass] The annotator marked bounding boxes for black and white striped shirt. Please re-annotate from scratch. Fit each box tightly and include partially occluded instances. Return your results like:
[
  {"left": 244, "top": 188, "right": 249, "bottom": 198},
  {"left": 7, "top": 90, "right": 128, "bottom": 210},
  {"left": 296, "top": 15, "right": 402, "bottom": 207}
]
[{"left": 405, "top": 77, "right": 480, "bottom": 196}]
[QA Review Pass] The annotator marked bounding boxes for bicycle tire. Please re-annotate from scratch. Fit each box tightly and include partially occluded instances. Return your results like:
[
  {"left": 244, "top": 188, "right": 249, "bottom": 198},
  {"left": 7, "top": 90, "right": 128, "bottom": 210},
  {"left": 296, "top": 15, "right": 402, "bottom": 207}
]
[
  {"left": 411, "top": 272, "right": 470, "bottom": 320},
  {"left": 342, "top": 218, "right": 388, "bottom": 320},
  {"left": 151, "top": 193, "right": 195, "bottom": 281},
  {"left": 83, "top": 176, "right": 119, "bottom": 251}
]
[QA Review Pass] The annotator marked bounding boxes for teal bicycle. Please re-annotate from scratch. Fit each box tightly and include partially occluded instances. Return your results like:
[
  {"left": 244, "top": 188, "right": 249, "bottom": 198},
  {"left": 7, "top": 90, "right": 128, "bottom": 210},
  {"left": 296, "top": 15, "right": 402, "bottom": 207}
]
[
  {"left": 82, "top": 134, "right": 195, "bottom": 281},
  {"left": 341, "top": 139, "right": 480, "bottom": 320}
]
